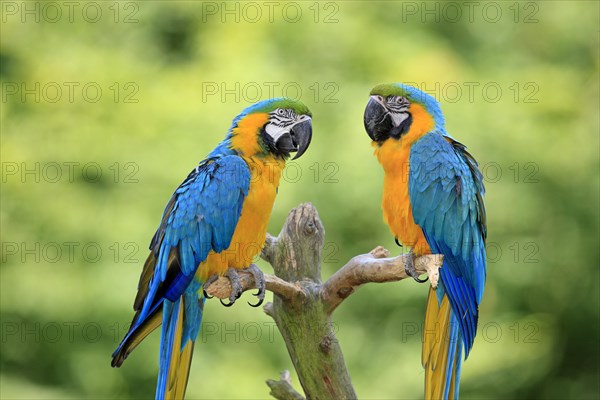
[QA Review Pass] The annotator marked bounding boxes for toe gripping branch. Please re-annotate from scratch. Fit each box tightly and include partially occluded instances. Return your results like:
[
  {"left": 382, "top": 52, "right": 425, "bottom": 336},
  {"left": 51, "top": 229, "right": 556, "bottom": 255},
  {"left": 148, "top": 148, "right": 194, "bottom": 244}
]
[
  {"left": 395, "top": 238, "right": 428, "bottom": 284},
  {"left": 404, "top": 249, "right": 429, "bottom": 283},
  {"left": 246, "top": 264, "right": 266, "bottom": 307},
  {"left": 219, "top": 267, "right": 243, "bottom": 307}
]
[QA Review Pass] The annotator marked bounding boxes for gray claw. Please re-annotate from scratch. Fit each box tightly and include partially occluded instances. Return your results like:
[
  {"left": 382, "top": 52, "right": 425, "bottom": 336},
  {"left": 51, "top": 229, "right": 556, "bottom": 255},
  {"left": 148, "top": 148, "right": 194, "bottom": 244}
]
[
  {"left": 202, "top": 273, "right": 219, "bottom": 299},
  {"left": 245, "top": 264, "right": 265, "bottom": 307},
  {"left": 405, "top": 249, "right": 428, "bottom": 283},
  {"left": 220, "top": 267, "right": 243, "bottom": 307}
]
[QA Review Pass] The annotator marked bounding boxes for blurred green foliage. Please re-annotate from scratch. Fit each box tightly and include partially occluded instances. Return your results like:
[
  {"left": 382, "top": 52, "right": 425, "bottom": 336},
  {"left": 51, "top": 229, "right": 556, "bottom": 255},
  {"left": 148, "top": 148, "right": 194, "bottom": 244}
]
[{"left": 1, "top": 1, "right": 599, "bottom": 399}]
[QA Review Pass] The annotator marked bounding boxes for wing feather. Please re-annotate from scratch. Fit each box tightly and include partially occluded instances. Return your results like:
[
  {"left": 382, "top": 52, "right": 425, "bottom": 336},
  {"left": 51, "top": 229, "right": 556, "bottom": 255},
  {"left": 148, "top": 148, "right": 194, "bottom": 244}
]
[
  {"left": 409, "top": 132, "right": 486, "bottom": 356},
  {"left": 112, "top": 155, "right": 250, "bottom": 366}
]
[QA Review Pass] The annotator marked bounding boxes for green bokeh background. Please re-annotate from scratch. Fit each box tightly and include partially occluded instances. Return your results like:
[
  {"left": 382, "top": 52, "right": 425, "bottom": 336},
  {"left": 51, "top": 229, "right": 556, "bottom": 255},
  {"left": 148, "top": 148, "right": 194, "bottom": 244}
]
[{"left": 1, "top": 1, "right": 599, "bottom": 399}]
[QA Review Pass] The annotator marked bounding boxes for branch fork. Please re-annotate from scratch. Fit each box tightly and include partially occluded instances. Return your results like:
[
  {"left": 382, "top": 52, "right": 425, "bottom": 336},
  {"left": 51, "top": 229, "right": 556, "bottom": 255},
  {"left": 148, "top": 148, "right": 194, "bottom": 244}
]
[{"left": 202, "top": 203, "right": 444, "bottom": 399}]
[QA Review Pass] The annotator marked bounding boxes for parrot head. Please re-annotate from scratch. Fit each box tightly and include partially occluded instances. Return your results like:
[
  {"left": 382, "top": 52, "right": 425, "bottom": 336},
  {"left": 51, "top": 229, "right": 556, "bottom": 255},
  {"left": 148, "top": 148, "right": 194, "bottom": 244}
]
[
  {"left": 229, "top": 98, "right": 312, "bottom": 160},
  {"left": 364, "top": 83, "right": 444, "bottom": 144}
]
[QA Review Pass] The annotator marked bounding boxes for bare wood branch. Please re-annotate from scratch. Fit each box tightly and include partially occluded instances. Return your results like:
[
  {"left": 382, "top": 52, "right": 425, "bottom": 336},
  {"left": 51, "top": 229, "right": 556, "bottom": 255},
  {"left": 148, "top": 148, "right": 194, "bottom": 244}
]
[
  {"left": 321, "top": 246, "right": 444, "bottom": 314},
  {"left": 266, "top": 370, "right": 305, "bottom": 400},
  {"left": 263, "top": 203, "right": 356, "bottom": 399},
  {"left": 204, "top": 270, "right": 306, "bottom": 302},
  {"left": 261, "top": 233, "right": 277, "bottom": 264},
  {"left": 263, "top": 301, "right": 275, "bottom": 318}
]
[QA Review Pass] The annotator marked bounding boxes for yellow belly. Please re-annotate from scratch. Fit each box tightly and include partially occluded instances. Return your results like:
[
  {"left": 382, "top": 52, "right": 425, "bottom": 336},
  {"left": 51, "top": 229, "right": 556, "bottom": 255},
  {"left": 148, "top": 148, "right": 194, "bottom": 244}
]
[
  {"left": 197, "top": 156, "right": 284, "bottom": 281},
  {"left": 375, "top": 140, "right": 431, "bottom": 256}
]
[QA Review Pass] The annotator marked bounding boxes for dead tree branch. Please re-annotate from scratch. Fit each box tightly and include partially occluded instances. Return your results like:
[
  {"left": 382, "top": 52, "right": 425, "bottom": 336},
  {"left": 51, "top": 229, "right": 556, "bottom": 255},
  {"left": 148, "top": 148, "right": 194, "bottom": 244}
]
[
  {"left": 321, "top": 246, "right": 443, "bottom": 314},
  {"left": 203, "top": 203, "right": 443, "bottom": 400},
  {"left": 266, "top": 370, "right": 305, "bottom": 400}
]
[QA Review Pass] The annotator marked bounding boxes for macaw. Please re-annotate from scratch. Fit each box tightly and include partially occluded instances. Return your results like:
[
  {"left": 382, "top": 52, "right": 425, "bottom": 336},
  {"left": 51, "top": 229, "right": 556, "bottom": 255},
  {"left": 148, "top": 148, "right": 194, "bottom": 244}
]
[
  {"left": 363, "top": 83, "right": 486, "bottom": 399},
  {"left": 111, "top": 98, "right": 313, "bottom": 400}
]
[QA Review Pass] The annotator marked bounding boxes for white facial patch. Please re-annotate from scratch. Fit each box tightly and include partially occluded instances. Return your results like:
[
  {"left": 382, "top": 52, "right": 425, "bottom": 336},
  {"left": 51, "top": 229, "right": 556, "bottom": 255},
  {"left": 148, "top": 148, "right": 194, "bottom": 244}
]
[
  {"left": 265, "top": 122, "right": 289, "bottom": 142},
  {"left": 390, "top": 111, "right": 409, "bottom": 127}
]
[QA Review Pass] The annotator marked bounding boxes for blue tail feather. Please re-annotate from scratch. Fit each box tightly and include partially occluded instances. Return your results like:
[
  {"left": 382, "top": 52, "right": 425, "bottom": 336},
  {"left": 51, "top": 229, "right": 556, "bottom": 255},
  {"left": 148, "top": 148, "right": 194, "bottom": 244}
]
[
  {"left": 156, "top": 299, "right": 181, "bottom": 398},
  {"left": 443, "top": 312, "right": 463, "bottom": 399},
  {"left": 155, "top": 280, "right": 205, "bottom": 400}
]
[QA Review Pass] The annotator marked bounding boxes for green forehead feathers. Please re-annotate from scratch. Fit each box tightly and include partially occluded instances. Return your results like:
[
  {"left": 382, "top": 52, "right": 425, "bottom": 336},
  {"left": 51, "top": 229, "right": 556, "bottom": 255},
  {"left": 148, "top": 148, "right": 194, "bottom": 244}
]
[
  {"left": 370, "top": 83, "right": 412, "bottom": 98},
  {"left": 248, "top": 98, "right": 312, "bottom": 117},
  {"left": 370, "top": 83, "right": 445, "bottom": 126}
]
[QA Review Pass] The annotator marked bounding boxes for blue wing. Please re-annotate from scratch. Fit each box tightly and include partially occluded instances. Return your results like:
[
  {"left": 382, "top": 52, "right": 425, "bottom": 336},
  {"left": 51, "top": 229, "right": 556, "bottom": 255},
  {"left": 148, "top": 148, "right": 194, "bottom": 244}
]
[
  {"left": 409, "top": 132, "right": 486, "bottom": 355},
  {"left": 112, "top": 154, "right": 250, "bottom": 366}
]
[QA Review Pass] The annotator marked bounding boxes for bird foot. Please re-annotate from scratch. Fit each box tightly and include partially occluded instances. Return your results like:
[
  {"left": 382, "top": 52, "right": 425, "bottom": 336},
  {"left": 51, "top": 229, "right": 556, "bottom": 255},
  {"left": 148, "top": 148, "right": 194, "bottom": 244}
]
[
  {"left": 219, "top": 267, "right": 243, "bottom": 307},
  {"left": 203, "top": 265, "right": 266, "bottom": 307},
  {"left": 245, "top": 264, "right": 266, "bottom": 307},
  {"left": 405, "top": 249, "right": 428, "bottom": 283}
]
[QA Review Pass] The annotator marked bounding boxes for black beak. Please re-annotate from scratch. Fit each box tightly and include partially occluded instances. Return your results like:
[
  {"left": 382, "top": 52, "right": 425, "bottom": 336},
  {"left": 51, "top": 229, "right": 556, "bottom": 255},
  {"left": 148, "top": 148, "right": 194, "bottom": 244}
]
[
  {"left": 290, "top": 119, "right": 312, "bottom": 160},
  {"left": 276, "top": 118, "right": 312, "bottom": 160},
  {"left": 364, "top": 96, "right": 391, "bottom": 142}
]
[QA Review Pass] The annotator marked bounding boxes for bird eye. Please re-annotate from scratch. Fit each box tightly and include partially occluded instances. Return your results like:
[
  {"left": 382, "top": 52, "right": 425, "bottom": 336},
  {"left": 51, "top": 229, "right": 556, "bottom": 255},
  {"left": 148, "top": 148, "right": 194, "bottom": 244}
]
[{"left": 277, "top": 109, "right": 286, "bottom": 116}]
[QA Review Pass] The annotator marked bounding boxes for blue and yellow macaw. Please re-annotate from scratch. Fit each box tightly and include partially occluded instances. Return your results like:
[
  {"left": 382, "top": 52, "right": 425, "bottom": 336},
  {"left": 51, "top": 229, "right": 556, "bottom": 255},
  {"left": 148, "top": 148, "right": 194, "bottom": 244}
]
[
  {"left": 363, "top": 83, "right": 486, "bottom": 399},
  {"left": 111, "top": 98, "right": 313, "bottom": 399}
]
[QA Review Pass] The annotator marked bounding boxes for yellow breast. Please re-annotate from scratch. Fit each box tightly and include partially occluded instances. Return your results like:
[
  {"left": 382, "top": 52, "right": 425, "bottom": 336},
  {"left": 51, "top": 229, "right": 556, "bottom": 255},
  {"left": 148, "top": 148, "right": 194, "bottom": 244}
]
[
  {"left": 197, "top": 156, "right": 284, "bottom": 280},
  {"left": 374, "top": 103, "right": 435, "bottom": 256}
]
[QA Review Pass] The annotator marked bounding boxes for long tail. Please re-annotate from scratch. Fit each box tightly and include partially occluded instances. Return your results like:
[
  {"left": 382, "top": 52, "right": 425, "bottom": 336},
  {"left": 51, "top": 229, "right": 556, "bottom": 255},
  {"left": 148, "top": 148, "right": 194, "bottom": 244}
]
[
  {"left": 422, "top": 288, "right": 464, "bottom": 400},
  {"left": 112, "top": 252, "right": 164, "bottom": 367},
  {"left": 156, "top": 299, "right": 192, "bottom": 399},
  {"left": 112, "top": 281, "right": 204, "bottom": 400},
  {"left": 156, "top": 284, "right": 205, "bottom": 400}
]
